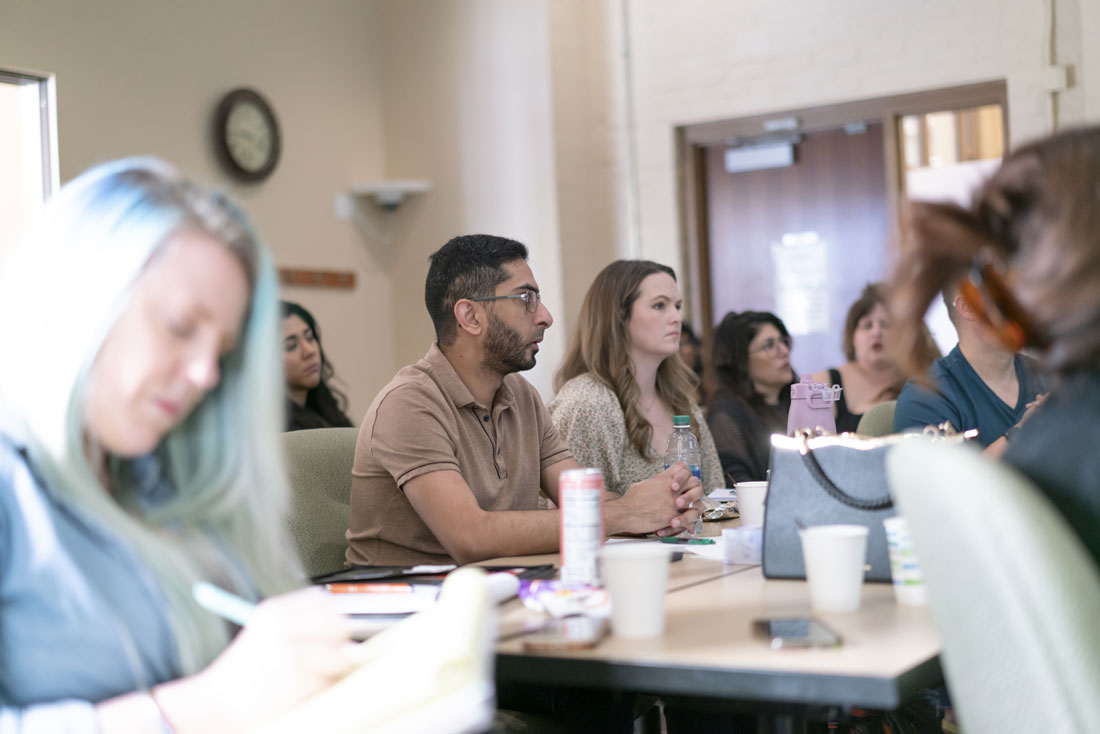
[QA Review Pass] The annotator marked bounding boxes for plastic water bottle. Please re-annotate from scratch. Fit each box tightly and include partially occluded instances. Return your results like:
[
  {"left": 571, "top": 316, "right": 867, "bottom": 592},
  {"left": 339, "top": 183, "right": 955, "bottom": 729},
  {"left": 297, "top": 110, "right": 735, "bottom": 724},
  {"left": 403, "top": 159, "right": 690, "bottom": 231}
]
[{"left": 664, "top": 415, "right": 703, "bottom": 535}]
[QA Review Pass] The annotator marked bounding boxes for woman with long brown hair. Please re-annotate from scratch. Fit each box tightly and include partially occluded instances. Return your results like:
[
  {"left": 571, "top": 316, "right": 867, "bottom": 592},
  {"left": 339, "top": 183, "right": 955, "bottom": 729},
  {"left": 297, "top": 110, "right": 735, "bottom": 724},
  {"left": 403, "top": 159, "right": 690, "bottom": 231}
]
[
  {"left": 889, "top": 125, "right": 1100, "bottom": 566},
  {"left": 549, "top": 260, "right": 721, "bottom": 495}
]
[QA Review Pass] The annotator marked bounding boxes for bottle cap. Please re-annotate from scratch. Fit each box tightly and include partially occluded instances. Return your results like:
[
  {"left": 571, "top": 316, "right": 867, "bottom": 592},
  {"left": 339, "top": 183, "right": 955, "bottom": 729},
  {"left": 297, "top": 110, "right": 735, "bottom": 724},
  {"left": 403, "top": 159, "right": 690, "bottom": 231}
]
[{"left": 672, "top": 415, "right": 691, "bottom": 427}]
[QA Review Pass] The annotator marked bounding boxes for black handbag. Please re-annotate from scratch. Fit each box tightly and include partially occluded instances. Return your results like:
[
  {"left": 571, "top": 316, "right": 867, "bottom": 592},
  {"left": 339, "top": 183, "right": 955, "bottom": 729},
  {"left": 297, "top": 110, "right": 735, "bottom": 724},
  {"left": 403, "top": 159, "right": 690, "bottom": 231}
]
[{"left": 762, "top": 425, "right": 974, "bottom": 582}]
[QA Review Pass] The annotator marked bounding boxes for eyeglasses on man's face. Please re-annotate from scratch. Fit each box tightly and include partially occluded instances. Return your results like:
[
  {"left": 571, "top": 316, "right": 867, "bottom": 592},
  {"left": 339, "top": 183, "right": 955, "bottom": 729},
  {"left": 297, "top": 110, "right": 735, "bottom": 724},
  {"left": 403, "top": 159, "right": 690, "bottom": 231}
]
[
  {"left": 750, "top": 334, "right": 793, "bottom": 355},
  {"left": 467, "top": 288, "right": 542, "bottom": 314}
]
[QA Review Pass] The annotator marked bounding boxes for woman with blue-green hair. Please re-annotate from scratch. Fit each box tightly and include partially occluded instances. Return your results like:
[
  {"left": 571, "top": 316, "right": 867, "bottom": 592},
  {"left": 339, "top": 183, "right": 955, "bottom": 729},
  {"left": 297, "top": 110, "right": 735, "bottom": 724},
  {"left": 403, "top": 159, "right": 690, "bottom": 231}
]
[{"left": 0, "top": 159, "right": 360, "bottom": 731}]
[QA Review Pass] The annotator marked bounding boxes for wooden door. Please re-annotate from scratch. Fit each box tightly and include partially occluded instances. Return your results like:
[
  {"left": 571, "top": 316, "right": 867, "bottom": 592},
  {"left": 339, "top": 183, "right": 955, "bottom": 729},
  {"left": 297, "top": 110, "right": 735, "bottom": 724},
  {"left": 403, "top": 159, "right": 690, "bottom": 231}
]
[{"left": 704, "top": 124, "right": 888, "bottom": 375}]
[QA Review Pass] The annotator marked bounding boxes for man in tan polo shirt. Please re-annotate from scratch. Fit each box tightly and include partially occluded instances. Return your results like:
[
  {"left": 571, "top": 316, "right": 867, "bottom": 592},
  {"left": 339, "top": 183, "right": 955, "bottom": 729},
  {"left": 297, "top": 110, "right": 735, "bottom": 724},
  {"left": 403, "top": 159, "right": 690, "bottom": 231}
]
[{"left": 347, "top": 234, "right": 703, "bottom": 566}]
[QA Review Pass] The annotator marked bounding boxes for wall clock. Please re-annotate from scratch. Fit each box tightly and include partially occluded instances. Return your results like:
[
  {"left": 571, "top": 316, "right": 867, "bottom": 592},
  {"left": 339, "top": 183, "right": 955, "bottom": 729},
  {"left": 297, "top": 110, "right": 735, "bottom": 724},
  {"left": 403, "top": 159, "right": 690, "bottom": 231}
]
[{"left": 213, "top": 88, "right": 281, "bottom": 183}]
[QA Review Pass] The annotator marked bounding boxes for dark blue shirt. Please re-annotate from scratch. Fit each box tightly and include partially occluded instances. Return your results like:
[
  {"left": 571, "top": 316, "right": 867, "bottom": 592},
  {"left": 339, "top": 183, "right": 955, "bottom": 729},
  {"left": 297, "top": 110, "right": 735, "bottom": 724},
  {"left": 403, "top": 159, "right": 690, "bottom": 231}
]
[
  {"left": 1004, "top": 370, "right": 1100, "bottom": 570},
  {"left": 893, "top": 345, "right": 1046, "bottom": 447}
]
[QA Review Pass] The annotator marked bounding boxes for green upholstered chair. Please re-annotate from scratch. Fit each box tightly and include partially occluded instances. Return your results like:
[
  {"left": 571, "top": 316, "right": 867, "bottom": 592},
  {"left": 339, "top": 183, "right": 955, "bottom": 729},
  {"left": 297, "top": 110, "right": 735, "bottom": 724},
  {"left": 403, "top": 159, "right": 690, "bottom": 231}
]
[
  {"left": 886, "top": 439, "right": 1100, "bottom": 733},
  {"left": 856, "top": 399, "right": 897, "bottom": 436},
  {"left": 282, "top": 427, "right": 359, "bottom": 578}
]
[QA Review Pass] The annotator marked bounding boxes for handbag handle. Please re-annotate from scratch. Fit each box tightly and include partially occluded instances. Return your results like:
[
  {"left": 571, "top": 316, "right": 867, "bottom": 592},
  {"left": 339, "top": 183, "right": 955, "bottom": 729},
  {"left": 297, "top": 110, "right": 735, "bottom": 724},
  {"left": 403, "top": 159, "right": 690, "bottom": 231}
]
[{"left": 797, "top": 431, "right": 894, "bottom": 511}]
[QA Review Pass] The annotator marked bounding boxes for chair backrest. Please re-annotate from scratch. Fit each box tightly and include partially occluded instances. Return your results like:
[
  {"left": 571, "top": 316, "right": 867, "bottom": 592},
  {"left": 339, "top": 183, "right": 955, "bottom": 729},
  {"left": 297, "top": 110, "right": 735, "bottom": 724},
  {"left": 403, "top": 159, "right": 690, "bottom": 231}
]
[
  {"left": 856, "top": 399, "right": 896, "bottom": 436},
  {"left": 886, "top": 440, "right": 1100, "bottom": 733},
  {"left": 282, "top": 427, "right": 359, "bottom": 578}
]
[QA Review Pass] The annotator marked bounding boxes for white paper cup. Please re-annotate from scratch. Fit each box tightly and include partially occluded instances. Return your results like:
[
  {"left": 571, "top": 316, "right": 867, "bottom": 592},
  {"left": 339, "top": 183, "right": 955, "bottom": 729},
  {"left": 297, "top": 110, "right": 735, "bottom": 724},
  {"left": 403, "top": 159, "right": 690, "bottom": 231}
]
[
  {"left": 883, "top": 517, "right": 928, "bottom": 606},
  {"left": 799, "top": 524, "right": 869, "bottom": 613},
  {"left": 600, "top": 544, "right": 671, "bottom": 638},
  {"left": 735, "top": 481, "right": 768, "bottom": 527}
]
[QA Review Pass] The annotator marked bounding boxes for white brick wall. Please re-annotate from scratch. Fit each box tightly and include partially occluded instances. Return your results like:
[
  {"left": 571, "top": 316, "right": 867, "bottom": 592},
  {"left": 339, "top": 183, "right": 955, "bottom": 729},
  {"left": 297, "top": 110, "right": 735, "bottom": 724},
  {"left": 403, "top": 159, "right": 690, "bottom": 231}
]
[{"left": 622, "top": 0, "right": 1060, "bottom": 277}]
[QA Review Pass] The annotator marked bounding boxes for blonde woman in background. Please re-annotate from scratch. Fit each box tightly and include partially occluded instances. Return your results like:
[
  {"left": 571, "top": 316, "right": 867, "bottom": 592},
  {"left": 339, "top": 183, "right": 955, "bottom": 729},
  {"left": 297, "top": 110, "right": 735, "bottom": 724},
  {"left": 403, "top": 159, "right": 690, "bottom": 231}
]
[
  {"left": 811, "top": 284, "right": 904, "bottom": 433},
  {"left": 0, "top": 159, "right": 360, "bottom": 732},
  {"left": 812, "top": 283, "right": 940, "bottom": 433},
  {"left": 549, "top": 260, "right": 721, "bottom": 495}
]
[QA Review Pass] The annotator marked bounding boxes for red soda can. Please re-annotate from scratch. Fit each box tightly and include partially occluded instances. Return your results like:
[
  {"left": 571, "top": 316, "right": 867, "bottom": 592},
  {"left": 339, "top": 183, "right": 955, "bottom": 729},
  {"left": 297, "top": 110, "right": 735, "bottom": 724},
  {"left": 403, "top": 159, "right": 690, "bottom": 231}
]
[{"left": 559, "top": 468, "right": 605, "bottom": 586}]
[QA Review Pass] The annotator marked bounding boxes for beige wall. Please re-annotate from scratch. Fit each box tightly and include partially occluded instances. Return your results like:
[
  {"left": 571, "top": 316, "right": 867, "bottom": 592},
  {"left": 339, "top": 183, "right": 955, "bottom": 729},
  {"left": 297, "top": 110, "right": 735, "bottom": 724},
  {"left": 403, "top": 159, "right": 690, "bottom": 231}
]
[
  {"left": 0, "top": 0, "right": 389, "bottom": 420},
  {"left": 547, "top": 0, "right": 629, "bottom": 334},
  {"left": 377, "top": 0, "right": 566, "bottom": 400}
]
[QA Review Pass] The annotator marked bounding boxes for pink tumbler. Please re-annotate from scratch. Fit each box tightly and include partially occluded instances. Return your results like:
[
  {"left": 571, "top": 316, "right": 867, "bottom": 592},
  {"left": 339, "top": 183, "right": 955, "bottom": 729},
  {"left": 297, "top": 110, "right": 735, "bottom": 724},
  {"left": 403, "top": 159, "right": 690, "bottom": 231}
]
[{"left": 787, "top": 373, "right": 842, "bottom": 435}]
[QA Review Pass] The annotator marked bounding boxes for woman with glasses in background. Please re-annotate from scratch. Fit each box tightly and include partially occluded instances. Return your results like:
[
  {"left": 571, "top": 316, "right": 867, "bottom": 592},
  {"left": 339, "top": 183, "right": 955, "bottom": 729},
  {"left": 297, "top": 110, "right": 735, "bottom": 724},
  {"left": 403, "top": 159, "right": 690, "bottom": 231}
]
[
  {"left": 549, "top": 260, "right": 722, "bottom": 496},
  {"left": 890, "top": 125, "right": 1100, "bottom": 567},
  {"left": 706, "top": 311, "right": 798, "bottom": 484}
]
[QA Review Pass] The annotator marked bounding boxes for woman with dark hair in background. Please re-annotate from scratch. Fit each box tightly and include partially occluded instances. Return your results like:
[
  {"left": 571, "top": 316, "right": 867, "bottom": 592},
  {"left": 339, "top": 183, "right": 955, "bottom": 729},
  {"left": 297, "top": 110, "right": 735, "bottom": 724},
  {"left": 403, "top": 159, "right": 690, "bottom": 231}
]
[
  {"left": 706, "top": 310, "right": 797, "bottom": 483},
  {"left": 281, "top": 301, "right": 354, "bottom": 431},
  {"left": 679, "top": 324, "right": 703, "bottom": 375},
  {"left": 812, "top": 283, "right": 939, "bottom": 433},
  {"left": 890, "top": 125, "right": 1100, "bottom": 568}
]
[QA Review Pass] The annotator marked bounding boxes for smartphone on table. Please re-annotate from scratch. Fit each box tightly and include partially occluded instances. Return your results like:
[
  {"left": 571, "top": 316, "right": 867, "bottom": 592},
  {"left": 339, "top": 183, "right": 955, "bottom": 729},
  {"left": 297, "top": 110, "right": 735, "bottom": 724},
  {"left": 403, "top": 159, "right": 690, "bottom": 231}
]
[{"left": 752, "top": 617, "right": 842, "bottom": 650}]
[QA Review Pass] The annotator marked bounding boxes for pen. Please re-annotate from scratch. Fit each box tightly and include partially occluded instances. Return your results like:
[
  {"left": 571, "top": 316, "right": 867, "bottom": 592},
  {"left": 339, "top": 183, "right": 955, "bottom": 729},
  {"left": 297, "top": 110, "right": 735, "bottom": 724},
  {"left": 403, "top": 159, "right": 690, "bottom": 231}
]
[
  {"left": 192, "top": 582, "right": 256, "bottom": 626},
  {"left": 660, "top": 537, "right": 716, "bottom": 545}
]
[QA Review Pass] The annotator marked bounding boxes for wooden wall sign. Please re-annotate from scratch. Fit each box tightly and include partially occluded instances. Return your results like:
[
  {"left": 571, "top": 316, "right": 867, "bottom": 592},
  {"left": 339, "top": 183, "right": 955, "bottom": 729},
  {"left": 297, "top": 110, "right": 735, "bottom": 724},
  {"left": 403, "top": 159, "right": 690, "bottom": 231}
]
[{"left": 278, "top": 268, "right": 357, "bottom": 289}]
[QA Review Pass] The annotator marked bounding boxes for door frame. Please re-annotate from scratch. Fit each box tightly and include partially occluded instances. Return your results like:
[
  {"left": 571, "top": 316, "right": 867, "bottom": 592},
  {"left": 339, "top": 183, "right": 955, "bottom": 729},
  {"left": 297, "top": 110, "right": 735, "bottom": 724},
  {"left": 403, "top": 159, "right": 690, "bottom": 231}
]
[{"left": 675, "top": 80, "right": 1008, "bottom": 348}]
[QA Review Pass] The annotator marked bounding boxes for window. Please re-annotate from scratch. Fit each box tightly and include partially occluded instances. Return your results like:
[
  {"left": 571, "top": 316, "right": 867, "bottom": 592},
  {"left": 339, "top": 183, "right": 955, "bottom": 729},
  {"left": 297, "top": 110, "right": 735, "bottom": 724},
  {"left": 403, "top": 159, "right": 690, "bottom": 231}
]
[
  {"left": 901, "top": 104, "right": 1005, "bottom": 171},
  {"left": 899, "top": 103, "right": 1007, "bottom": 354},
  {"left": 0, "top": 69, "right": 57, "bottom": 264}
]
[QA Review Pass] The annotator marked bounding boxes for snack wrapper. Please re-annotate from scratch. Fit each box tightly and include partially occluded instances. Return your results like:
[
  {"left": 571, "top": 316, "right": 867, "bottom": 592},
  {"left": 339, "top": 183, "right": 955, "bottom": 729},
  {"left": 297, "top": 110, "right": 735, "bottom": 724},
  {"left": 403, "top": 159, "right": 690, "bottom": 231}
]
[{"left": 517, "top": 579, "right": 610, "bottom": 618}]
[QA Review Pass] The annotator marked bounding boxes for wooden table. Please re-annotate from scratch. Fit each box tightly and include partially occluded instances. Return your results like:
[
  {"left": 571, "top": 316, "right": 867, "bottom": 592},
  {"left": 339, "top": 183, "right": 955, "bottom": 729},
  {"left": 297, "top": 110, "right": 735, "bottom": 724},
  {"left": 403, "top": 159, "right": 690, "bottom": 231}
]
[{"left": 491, "top": 526, "right": 942, "bottom": 732}]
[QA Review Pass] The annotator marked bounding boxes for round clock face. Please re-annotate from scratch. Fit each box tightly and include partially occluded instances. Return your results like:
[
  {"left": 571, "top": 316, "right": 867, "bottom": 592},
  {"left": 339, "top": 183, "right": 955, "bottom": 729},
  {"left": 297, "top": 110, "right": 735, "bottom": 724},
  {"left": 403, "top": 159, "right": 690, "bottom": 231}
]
[{"left": 214, "top": 89, "right": 281, "bottom": 182}]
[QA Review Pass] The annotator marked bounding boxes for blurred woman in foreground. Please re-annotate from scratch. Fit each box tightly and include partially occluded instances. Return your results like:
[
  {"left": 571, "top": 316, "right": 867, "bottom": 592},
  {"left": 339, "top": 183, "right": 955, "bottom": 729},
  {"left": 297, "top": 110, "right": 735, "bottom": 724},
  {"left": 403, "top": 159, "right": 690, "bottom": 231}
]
[
  {"left": 0, "top": 159, "right": 358, "bottom": 731},
  {"left": 889, "top": 125, "right": 1100, "bottom": 567}
]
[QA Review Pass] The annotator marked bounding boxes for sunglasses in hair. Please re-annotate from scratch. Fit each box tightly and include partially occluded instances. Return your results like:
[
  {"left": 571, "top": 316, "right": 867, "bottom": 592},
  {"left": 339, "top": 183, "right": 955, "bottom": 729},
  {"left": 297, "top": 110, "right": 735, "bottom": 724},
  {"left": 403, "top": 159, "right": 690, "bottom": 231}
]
[{"left": 957, "top": 251, "right": 1047, "bottom": 352}]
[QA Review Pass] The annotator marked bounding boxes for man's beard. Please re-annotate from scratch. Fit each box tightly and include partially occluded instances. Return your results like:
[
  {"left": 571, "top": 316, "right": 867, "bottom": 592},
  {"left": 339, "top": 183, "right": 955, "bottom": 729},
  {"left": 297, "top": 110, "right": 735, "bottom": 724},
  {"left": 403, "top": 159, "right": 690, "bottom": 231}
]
[{"left": 484, "top": 313, "right": 538, "bottom": 374}]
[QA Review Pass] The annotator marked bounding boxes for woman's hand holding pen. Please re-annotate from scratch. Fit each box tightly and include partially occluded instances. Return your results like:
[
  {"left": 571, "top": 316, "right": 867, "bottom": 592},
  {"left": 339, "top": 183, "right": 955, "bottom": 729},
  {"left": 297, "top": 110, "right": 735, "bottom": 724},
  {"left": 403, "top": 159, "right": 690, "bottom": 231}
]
[{"left": 152, "top": 587, "right": 360, "bottom": 732}]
